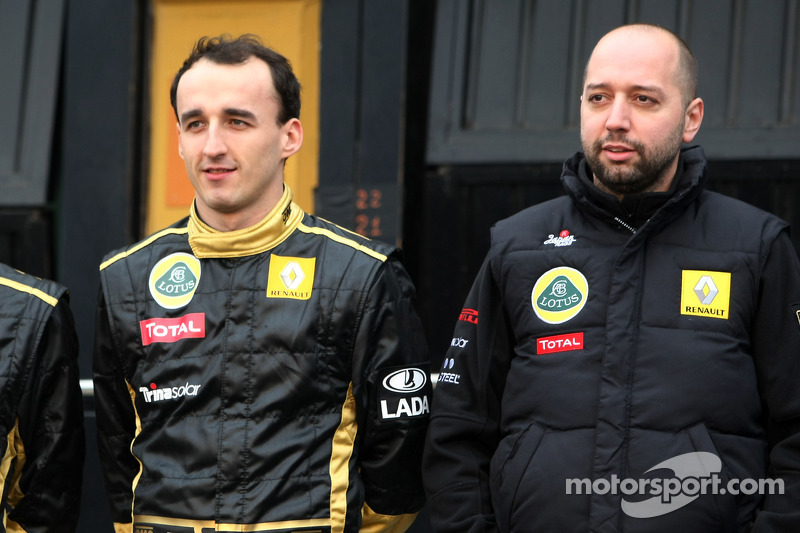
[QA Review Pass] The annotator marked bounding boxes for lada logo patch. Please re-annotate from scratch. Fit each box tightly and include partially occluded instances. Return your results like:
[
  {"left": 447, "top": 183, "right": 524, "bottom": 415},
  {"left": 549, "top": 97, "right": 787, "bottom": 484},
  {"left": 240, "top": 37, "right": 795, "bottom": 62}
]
[
  {"left": 378, "top": 365, "right": 431, "bottom": 420},
  {"left": 680, "top": 270, "right": 731, "bottom": 320},
  {"left": 532, "top": 267, "right": 589, "bottom": 324},
  {"left": 148, "top": 253, "right": 201, "bottom": 309},
  {"left": 267, "top": 256, "right": 316, "bottom": 300}
]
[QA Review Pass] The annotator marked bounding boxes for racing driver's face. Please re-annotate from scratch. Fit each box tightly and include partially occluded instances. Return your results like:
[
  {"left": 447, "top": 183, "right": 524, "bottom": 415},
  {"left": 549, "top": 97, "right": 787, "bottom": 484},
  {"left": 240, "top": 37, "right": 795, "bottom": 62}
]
[{"left": 175, "top": 57, "right": 302, "bottom": 231}]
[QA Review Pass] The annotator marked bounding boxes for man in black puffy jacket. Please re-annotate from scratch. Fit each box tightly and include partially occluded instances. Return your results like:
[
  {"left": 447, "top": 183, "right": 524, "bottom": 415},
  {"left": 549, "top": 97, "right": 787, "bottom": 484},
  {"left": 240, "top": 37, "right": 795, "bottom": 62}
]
[
  {"left": 423, "top": 23, "right": 800, "bottom": 532},
  {"left": 0, "top": 263, "right": 84, "bottom": 531}
]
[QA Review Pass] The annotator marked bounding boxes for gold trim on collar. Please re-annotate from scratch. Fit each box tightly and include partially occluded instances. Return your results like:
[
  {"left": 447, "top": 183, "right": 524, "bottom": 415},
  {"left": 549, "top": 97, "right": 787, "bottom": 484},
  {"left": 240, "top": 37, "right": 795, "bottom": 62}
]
[{"left": 188, "top": 186, "right": 304, "bottom": 258}]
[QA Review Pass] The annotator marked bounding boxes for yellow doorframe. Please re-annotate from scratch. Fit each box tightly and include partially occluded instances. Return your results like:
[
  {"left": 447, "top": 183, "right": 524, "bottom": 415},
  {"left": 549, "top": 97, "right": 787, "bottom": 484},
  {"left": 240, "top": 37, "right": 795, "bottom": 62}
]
[{"left": 145, "top": 0, "right": 321, "bottom": 235}]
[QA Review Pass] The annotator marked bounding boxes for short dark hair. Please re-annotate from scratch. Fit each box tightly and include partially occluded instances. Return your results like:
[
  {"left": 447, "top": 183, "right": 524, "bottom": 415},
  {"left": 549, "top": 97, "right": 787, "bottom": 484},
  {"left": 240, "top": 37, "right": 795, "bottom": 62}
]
[{"left": 170, "top": 34, "right": 301, "bottom": 124}]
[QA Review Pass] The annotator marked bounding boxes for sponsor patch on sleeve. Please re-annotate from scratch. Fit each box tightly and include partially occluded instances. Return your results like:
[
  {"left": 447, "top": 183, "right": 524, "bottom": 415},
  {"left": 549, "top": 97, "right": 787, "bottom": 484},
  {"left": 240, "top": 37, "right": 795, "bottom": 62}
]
[{"left": 376, "top": 364, "right": 431, "bottom": 421}]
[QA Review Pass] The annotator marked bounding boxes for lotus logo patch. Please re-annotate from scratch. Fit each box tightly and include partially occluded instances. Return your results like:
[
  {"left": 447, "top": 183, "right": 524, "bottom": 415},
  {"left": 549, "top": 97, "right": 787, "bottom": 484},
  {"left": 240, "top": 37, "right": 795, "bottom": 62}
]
[
  {"left": 149, "top": 253, "right": 201, "bottom": 309},
  {"left": 532, "top": 267, "right": 588, "bottom": 324},
  {"left": 267, "top": 256, "right": 315, "bottom": 300},
  {"left": 681, "top": 270, "right": 731, "bottom": 319}
]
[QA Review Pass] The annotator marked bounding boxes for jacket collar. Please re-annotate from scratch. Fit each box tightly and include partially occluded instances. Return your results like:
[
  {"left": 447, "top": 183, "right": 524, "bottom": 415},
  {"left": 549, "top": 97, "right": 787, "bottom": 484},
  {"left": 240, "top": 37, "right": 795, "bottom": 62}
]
[
  {"left": 562, "top": 146, "right": 708, "bottom": 233},
  {"left": 187, "top": 185, "right": 304, "bottom": 258}
]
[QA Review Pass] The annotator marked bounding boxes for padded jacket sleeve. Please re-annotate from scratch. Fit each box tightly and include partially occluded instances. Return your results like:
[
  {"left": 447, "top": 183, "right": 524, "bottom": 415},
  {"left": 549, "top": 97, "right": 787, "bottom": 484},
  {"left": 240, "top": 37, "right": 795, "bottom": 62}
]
[
  {"left": 10, "top": 295, "right": 85, "bottom": 532},
  {"left": 422, "top": 253, "right": 512, "bottom": 533},
  {"left": 354, "top": 255, "right": 431, "bottom": 532},
  {"left": 93, "top": 288, "right": 140, "bottom": 529},
  {"left": 751, "top": 229, "right": 800, "bottom": 530}
]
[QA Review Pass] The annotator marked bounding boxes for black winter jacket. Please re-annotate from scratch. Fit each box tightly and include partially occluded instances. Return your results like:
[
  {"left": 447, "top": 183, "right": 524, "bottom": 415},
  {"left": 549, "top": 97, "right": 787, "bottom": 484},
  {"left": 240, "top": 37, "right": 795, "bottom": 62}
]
[
  {"left": 423, "top": 147, "right": 800, "bottom": 532},
  {"left": 94, "top": 187, "right": 430, "bottom": 532},
  {"left": 0, "top": 263, "right": 84, "bottom": 532}
]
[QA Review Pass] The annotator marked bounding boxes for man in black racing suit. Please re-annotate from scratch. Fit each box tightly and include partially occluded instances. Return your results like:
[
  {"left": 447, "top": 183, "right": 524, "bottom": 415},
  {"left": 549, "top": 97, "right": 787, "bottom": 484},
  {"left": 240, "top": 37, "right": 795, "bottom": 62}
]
[
  {"left": 0, "top": 263, "right": 84, "bottom": 532},
  {"left": 93, "top": 35, "right": 430, "bottom": 533}
]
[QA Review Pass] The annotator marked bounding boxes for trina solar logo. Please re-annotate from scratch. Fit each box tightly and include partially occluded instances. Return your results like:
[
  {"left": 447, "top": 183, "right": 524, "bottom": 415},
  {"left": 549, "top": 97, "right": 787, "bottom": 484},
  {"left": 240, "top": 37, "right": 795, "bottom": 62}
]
[
  {"left": 532, "top": 267, "right": 589, "bottom": 324},
  {"left": 139, "top": 381, "right": 201, "bottom": 403},
  {"left": 680, "top": 270, "right": 731, "bottom": 320},
  {"left": 149, "top": 253, "right": 201, "bottom": 309},
  {"left": 267, "top": 255, "right": 316, "bottom": 300}
]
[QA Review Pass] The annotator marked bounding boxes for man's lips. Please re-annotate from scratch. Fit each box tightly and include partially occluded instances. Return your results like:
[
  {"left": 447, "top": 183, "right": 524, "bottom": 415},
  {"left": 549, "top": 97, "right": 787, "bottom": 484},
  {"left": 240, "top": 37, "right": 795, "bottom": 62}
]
[
  {"left": 602, "top": 144, "right": 637, "bottom": 162},
  {"left": 203, "top": 167, "right": 236, "bottom": 179}
]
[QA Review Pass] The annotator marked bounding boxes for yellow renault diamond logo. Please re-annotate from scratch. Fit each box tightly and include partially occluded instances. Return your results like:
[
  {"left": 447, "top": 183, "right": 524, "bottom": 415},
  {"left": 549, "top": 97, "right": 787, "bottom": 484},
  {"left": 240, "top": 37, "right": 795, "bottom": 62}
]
[
  {"left": 267, "top": 255, "right": 315, "bottom": 300},
  {"left": 681, "top": 270, "right": 731, "bottom": 320}
]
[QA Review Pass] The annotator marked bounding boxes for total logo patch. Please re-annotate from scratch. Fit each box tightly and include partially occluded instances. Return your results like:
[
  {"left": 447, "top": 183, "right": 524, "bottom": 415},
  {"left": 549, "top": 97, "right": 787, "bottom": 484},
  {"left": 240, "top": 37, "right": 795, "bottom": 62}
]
[
  {"left": 149, "top": 253, "right": 201, "bottom": 309},
  {"left": 537, "top": 332, "right": 584, "bottom": 355},
  {"left": 267, "top": 255, "right": 316, "bottom": 300},
  {"left": 378, "top": 365, "right": 431, "bottom": 420},
  {"left": 680, "top": 270, "right": 731, "bottom": 320},
  {"left": 140, "top": 313, "right": 205, "bottom": 346},
  {"left": 532, "top": 267, "right": 589, "bottom": 324}
]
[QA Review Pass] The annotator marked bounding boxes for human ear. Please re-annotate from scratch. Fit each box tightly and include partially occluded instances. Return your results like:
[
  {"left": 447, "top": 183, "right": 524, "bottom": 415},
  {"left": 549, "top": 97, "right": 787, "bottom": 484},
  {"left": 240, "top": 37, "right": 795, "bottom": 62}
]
[
  {"left": 281, "top": 118, "right": 304, "bottom": 159},
  {"left": 176, "top": 122, "right": 184, "bottom": 159},
  {"left": 682, "top": 97, "right": 704, "bottom": 143}
]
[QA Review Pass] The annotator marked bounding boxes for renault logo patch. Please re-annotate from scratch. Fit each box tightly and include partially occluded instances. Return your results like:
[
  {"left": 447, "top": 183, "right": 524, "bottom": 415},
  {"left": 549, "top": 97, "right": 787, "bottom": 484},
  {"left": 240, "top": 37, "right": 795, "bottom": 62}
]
[
  {"left": 681, "top": 270, "right": 731, "bottom": 319},
  {"left": 267, "top": 255, "right": 316, "bottom": 300},
  {"left": 148, "top": 253, "right": 201, "bottom": 309},
  {"left": 532, "top": 267, "right": 588, "bottom": 324}
]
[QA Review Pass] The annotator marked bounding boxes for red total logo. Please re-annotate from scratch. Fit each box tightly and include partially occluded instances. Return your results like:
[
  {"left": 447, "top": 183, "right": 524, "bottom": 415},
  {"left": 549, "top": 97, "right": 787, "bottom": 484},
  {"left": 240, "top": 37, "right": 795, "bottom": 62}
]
[
  {"left": 536, "top": 332, "right": 584, "bottom": 355},
  {"left": 140, "top": 313, "right": 205, "bottom": 345}
]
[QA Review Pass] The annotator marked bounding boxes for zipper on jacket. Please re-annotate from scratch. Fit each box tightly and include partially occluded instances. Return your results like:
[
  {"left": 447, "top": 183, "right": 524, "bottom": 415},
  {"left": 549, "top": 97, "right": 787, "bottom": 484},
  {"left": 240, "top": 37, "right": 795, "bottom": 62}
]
[{"left": 614, "top": 217, "right": 637, "bottom": 234}]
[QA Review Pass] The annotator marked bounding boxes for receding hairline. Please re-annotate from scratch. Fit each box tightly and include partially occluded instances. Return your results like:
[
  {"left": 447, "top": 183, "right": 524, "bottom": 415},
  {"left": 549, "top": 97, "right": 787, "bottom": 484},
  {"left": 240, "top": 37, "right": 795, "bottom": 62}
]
[{"left": 584, "top": 24, "right": 698, "bottom": 107}]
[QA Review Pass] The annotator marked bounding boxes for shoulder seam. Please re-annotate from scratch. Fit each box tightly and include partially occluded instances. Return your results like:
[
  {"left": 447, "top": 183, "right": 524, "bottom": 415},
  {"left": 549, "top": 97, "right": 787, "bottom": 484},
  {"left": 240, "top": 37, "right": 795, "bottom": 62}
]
[
  {"left": 0, "top": 276, "right": 59, "bottom": 307},
  {"left": 296, "top": 223, "right": 388, "bottom": 262},
  {"left": 100, "top": 227, "right": 189, "bottom": 271}
]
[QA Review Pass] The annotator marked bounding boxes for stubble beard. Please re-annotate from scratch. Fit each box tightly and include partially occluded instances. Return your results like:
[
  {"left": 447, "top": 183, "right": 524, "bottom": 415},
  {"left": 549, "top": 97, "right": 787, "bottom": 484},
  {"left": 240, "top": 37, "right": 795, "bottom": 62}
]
[{"left": 583, "top": 122, "right": 684, "bottom": 196}]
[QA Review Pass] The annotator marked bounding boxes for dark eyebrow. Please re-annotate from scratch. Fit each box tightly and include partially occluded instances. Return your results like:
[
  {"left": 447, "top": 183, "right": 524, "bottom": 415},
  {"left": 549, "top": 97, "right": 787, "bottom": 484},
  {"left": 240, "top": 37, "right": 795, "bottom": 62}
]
[
  {"left": 584, "top": 83, "right": 667, "bottom": 99},
  {"left": 179, "top": 108, "right": 258, "bottom": 125},
  {"left": 224, "top": 108, "right": 257, "bottom": 121},
  {"left": 179, "top": 108, "right": 203, "bottom": 125}
]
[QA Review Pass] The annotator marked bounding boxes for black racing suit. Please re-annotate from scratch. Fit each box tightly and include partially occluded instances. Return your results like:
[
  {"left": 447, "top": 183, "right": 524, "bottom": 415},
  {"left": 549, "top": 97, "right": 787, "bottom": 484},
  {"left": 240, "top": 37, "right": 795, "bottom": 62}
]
[
  {"left": 0, "top": 263, "right": 84, "bottom": 532},
  {"left": 94, "top": 187, "right": 430, "bottom": 532},
  {"left": 423, "top": 147, "right": 800, "bottom": 532}
]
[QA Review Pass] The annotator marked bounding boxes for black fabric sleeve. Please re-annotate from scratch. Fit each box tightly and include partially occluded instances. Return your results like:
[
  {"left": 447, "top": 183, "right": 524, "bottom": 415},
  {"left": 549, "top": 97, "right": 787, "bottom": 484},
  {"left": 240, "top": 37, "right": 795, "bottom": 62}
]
[
  {"left": 11, "top": 296, "right": 85, "bottom": 532},
  {"left": 422, "top": 253, "right": 511, "bottom": 533},
  {"left": 354, "top": 255, "right": 431, "bottom": 520},
  {"left": 93, "top": 287, "right": 140, "bottom": 526},
  {"left": 751, "top": 230, "right": 800, "bottom": 530}
]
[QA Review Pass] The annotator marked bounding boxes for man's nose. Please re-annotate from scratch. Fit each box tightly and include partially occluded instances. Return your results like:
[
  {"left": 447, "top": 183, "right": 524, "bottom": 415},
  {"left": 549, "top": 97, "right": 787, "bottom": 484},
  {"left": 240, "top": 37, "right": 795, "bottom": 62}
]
[
  {"left": 203, "top": 125, "right": 227, "bottom": 157},
  {"left": 605, "top": 98, "right": 631, "bottom": 132}
]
